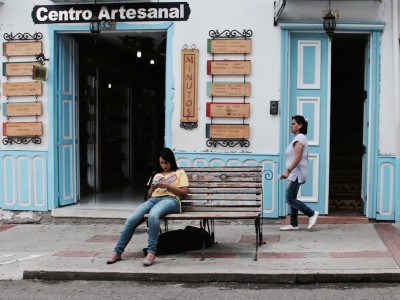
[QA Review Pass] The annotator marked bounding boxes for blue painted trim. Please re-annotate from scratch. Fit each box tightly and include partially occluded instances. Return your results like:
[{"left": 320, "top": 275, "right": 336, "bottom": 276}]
[
  {"left": 47, "top": 22, "right": 174, "bottom": 209},
  {"left": 279, "top": 20, "right": 385, "bottom": 29},
  {"left": 164, "top": 23, "right": 175, "bottom": 148},
  {"left": 396, "top": 157, "right": 400, "bottom": 223},
  {"left": 279, "top": 29, "right": 290, "bottom": 217},
  {"left": 376, "top": 157, "right": 396, "bottom": 220},
  {"left": 367, "top": 31, "right": 382, "bottom": 219}
]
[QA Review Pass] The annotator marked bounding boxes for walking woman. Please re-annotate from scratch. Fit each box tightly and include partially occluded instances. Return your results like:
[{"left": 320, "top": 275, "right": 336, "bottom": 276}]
[
  {"left": 107, "top": 148, "right": 189, "bottom": 266},
  {"left": 279, "top": 115, "right": 319, "bottom": 231}
]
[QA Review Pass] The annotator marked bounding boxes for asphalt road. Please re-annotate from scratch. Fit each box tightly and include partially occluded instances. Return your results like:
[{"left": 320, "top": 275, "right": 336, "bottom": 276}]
[{"left": 1, "top": 280, "right": 400, "bottom": 300}]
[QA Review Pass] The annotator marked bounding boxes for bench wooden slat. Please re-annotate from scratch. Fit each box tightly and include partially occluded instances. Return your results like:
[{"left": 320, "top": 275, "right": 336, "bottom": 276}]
[
  {"left": 182, "top": 200, "right": 261, "bottom": 207},
  {"left": 183, "top": 207, "right": 260, "bottom": 212},
  {"left": 189, "top": 182, "right": 262, "bottom": 188},
  {"left": 150, "top": 211, "right": 261, "bottom": 220},
  {"left": 186, "top": 172, "right": 261, "bottom": 181},
  {"left": 185, "top": 195, "right": 261, "bottom": 201},
  {"left": 188, "top": 187, "right": 262, "bottom": 194},
  {"left": 183, "top": 166, "right": 262, "bottom": 172}
]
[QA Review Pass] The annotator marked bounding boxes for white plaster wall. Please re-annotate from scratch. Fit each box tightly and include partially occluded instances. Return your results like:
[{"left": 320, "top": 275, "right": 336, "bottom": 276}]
[
  {"left": 377, "top": 0, "right": 397, "bottom": 156},
  {"left": 170, "top": 0, "right": 281, "bottom": 154}
]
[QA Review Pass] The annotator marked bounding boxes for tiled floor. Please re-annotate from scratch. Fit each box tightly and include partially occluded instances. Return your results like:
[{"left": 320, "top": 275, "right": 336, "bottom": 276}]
[{"left": 74, "top": 184, "right": 145, "bottom": 210}]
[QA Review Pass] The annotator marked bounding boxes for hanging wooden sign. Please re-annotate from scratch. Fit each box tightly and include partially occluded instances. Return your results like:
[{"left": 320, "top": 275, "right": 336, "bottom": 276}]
[
  {"left": 207, "top": 39, "right": 252, "bottom": 54},
  {"left": 2, "top": 81, "right": 42, "bottom": 96},
  {"left": 207, "top": 60, "right": 251, "bottom": 75},
  {"left": 207, "top": 82, "right": 251, "bottom": 97},
  {"left": 181, "top": 48, "right": 199, "bottom": 124},
  {"left": 3, "top": 41, "right": 43, "bottom": 57},
  {"left": 206, "top": 124, "right": 249, "bottom": 139},
  {"left": 3, "top": 102, "right": 42, "bottom": 117},
  {"left": 206, "top": 103, "right": 250, "bottom": 118},
  {"left": 3, "top": 122, "right": 43, "bottom": 137},
  {"left": 3, "top": 62, "right": 41, "bottom": 77}
]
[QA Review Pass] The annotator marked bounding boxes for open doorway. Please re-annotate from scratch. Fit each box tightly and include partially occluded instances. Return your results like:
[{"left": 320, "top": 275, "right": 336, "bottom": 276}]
[
  {"left": 329, "top": 33, "right": 368, "bottom": 215},
  {"left": 74, "top": 31, "right": 166, "bottom": 204}
]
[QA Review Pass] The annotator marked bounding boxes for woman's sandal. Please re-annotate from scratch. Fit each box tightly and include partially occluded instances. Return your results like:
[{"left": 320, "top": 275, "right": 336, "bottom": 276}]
[
  {"left": 143, "top": 256, "right": 155, "bottom": 266},
  {"left": 106, "top": 255, "right": 122, "bottom": 264}
]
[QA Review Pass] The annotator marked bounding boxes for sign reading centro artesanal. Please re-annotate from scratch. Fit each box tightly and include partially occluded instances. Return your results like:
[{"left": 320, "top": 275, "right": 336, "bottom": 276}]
[{"left": 31, "top": 2, "right": 190, "bottom": 24}]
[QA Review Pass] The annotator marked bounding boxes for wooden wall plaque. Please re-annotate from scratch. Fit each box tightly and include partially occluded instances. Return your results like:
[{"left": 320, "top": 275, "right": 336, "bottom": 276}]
[
  {"left": 207, "top": 82, "right": 251, "bottom": 97},
  {"left": 3, "top": 122, "right": 43, "bottom": 137},
  {"left": 206, "top": 103, "right": 250, "bottom": 118},
  {"left": 206, "top": 124, "right": 249, "bottom": 139},
  {"left": 207, "top": 39, "right": 252, "bottom": 54},
  {"left": 2, "top": 81, "right": 42, "bottom": 96},
  {"left": 3, "top": 102, "right": 42, "bottom": 117},
  {"left": 3, "top": 62, "right": 41, "bottom": 77},
  {"left": 207, "top": 60, "right": 251, "bottom": 75},
  {"left": 181, "top": 48, "right": 199, "bottom": 123},
  {"left": 3, "top": 41, "right": 43, "bottom": 57}
]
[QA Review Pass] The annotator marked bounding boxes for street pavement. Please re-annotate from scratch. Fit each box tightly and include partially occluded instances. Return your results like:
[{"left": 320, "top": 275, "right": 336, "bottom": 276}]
[{"left": 0, "top": 213, "right": 400, "bottom": 284}]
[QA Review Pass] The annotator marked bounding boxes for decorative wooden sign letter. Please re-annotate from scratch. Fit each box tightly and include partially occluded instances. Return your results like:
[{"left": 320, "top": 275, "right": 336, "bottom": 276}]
[{"left": 180, "top": 48, "right": 199, "bottom": 128}]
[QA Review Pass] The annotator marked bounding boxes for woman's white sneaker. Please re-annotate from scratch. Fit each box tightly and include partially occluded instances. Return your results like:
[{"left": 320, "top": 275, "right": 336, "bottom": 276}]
[
  {"left": 308, "top": 211, "right": 319, "bottom": 229},
  {"left": 279, "top": 225, "right": 299, "bottom": 231}
]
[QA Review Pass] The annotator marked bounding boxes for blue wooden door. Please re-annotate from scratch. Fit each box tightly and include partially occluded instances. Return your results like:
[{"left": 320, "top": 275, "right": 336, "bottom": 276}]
[
  {"left": 288, "top": 32, "right": 329, "bottom": 214},
  {"left": 361, "top": 40, "right": 370, "bottom": 215},
  {"left": 57, "top": 35, "right": 78, "bottom": 206}
]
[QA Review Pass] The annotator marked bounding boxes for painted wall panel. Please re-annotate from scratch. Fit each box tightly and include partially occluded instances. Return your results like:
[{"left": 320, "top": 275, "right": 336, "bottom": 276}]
[
  {"left": 376, "top": 160, "right": 395, "bottom": 220},
  {"left": 17, "top": 157, "right": 30, "bottom": 205},
  {"left": 0, "top": 152, "right": 48, "bottom": 211}
]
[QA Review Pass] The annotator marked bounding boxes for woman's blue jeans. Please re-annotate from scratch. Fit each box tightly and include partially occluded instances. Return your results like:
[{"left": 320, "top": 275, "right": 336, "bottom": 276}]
[
  {"left": 286, "top": 179, "right": 315, "bottom": 227},
  {"left": 114, "top": 196, "right": 180, "bottom": 255}
]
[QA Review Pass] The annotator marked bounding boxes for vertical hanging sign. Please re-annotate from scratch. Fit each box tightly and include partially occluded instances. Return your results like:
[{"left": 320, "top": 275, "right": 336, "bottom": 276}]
[{"left": 180, "top": 47, "right": 199, "bottom": 130}]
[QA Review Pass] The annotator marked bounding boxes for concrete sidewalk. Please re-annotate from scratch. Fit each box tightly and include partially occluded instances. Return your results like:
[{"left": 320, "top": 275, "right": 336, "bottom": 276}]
[{"left": 1, "top": 218, "right": 400, "bottom": 283}]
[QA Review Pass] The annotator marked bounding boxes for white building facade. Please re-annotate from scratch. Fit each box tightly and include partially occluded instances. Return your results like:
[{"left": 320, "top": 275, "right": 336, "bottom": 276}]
[{"left": 0, "top": 0, "right": 399, "bottom": 222}]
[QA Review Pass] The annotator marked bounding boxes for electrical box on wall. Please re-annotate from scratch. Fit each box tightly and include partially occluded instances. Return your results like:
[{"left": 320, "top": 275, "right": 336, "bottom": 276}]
[{"left": 270, "top": 101, "right": 279, "bottom": 115}]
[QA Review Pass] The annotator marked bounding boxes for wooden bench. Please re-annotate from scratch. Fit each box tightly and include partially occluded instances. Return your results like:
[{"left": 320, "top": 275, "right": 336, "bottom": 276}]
[{"left": 146, "top": 166, "right": 265, "bottom": 261}]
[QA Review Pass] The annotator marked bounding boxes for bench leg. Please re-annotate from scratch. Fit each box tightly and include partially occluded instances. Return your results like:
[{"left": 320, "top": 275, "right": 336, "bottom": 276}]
[
  {"left": 254, "top": 218, "right": 265, "bottom": 261},
  {"left": 200, "top": 219, "right": 212, "bottom": 261}
]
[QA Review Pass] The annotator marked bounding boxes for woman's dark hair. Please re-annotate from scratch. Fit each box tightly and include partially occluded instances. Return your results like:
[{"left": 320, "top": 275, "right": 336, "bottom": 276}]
[
  {"left": 292, "top": 115, "right": 308, "bottom": 135},
  {"left": 154, "top": 147, "right": 178, "bottom": 172}
]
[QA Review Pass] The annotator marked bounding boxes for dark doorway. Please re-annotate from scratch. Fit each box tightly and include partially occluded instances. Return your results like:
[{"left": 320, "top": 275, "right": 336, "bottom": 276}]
[
  {"left": 329, "top": 34, "right": 368, "bottom": 214},
  {"left": 74, "top": 31, "right": 166, "bottom": 200}
]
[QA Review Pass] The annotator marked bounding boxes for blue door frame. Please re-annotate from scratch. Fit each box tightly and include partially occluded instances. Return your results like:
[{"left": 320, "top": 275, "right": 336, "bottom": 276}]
[
  {"left": 279, "top": 22, "right": 384, "bottom": 218},
  {"left": 47, "top": 22, "right": 174, "bottom": 208}
]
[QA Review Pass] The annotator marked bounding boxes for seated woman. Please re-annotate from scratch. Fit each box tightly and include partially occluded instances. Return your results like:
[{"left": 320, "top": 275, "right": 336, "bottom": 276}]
[{"left": 106, "top": 147, "right": 189, "bottom": 266}]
